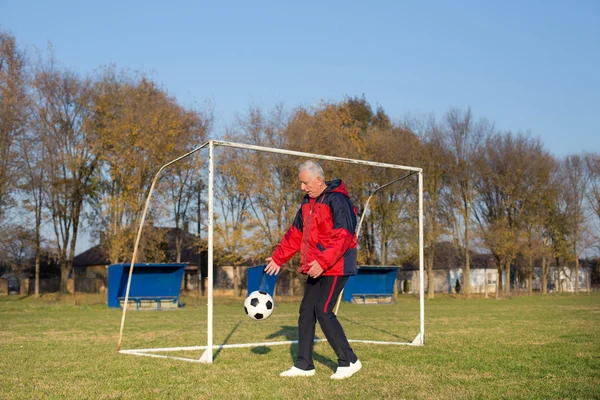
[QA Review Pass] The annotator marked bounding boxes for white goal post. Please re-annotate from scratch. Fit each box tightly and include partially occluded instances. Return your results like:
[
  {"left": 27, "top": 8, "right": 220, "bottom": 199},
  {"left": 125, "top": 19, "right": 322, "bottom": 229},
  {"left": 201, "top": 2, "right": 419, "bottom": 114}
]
[{"left": 116, "top": 139, "right": 425, "bottom": 363}]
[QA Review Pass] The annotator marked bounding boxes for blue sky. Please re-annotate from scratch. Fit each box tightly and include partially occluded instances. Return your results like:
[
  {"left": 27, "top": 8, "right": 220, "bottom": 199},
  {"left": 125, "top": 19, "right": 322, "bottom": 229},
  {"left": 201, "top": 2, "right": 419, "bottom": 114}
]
[
  {"left": 3, "top": 0, "right": 599, "bottom": 157},
  {"left": 2, "top": 1, "right": 599, "bottom": 254}
]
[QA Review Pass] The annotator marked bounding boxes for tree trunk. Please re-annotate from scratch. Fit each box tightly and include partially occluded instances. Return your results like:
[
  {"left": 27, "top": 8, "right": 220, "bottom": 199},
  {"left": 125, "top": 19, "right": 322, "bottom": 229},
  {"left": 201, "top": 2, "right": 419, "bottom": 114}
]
[
  {"left": 60, "top": 264, "right": 70, "bottom": 293},
  {"left": 426, "top": 247, "right": 435, "bottom": 299},
  {"left": 484, "top": 268, "right": 488, "bottom": 299},
  {"left": 574, "top": 257, "right": 580, "bottom": 294},
  {"left": 528, "top": 271, "right": 533, "bottom": 296},
  {"left": 556, "top": 257, "right": 561, "bottom": 293},
  {"left": 505, "top": 264, "right": 511, "bottom": 296},
  {"left": 541, "top": 256, "right": 547, "bottom": 295},
  {"left": 233, "top": 266, "right": 240, "bottom": 297},
  {"left": 380, "top": 239, "right": 387, "bottom": 265},
  {"left": 176, "top": 230, "right": 182, "bottom": 263},
  {"left": 495, "top": 265, "right": 501, "bottom": 300},
  {"left": 34, "top": 252, "right": 40, "bottom": 297},
  {"left": 34, "top": 189, "right": 42, "bottom": 297},
  {"left": 464, "top": 221, "right": 471, "bottom": 298}
]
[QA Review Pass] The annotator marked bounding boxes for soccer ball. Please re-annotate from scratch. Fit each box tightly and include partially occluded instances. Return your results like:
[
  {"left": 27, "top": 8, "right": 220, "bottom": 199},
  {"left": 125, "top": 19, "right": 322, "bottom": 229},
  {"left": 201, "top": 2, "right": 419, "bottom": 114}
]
[{"left": 244, "top": 290, "right": 274, "bottom": 320}]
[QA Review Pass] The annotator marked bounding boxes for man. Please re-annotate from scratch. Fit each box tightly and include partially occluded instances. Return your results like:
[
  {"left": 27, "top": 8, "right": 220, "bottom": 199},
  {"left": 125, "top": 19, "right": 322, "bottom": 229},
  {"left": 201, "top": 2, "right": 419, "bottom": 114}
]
[{"left": 265, "top": 160, "right": 362, "bottom": 380}]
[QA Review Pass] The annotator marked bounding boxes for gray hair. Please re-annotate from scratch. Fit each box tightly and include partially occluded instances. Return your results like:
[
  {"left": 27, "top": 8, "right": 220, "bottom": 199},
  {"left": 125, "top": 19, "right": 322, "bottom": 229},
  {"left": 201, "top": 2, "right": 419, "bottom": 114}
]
[{"left": 298, "top": 160, "right": 325, "bottom": 180}]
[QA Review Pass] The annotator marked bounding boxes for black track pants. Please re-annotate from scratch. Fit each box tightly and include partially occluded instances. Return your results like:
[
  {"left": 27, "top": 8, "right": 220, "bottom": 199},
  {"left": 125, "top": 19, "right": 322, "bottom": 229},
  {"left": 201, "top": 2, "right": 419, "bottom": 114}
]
[{"left": 295, "top": 275, "right": 358, "bottom": 370}]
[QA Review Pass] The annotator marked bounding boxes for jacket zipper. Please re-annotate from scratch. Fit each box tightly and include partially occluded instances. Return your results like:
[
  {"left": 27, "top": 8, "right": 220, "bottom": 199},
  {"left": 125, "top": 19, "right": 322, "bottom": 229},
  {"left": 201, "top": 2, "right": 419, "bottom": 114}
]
[
  {"left": 302, "top": 194, "right": 324, "bottom": 272},
  {"left": 303, "top": 202, "right": 315, "bottom": 272}
]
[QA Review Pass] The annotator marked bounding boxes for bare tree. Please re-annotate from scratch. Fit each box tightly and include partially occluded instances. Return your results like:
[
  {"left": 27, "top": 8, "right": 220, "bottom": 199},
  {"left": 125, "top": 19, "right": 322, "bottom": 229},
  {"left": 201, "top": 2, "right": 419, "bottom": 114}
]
[
  {"left": 19, "top": 135, "right": 47, "bottom": 296},
  {"left": 214, "top": 130, "right": 255, "bottom": 296},
  {"left": 163, "top": 108, "right": 210, "bottom": 262},
  {"left": 31, "top": 54, "right": 97, "bottom": 293},
  {"left": 585, "top": 153, "right": 600, "bottom": 225},
  {"left": 413, "top": 116, "right": 449, "bottom": 299},
  {"left": 444, "top": 108, "right": 490, "bottom": 298},
  {"left": 231, "top": 105, "right": 303, "bottom": 294},
  {"left": 0, "top": 30, "right": 29, "bottom": 224},
  {"left": 561, "top": 154, "right": 594, "bottom": 294}
]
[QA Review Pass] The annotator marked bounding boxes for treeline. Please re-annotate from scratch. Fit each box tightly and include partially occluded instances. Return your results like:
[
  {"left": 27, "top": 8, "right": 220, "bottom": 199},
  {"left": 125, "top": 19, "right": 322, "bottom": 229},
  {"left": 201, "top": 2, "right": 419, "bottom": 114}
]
[
  {"left": 1, "top": 30, "right": 599, "bottom": 297},
  {"left": 0, "top": 31, "right": 210, "bottom": 293}
]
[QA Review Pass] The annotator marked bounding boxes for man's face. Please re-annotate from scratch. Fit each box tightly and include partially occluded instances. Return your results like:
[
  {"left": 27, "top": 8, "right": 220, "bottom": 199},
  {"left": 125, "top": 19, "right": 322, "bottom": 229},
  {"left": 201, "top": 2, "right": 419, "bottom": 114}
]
[{"left": 299, "top": 170, "right": 323, "bottom": 198}]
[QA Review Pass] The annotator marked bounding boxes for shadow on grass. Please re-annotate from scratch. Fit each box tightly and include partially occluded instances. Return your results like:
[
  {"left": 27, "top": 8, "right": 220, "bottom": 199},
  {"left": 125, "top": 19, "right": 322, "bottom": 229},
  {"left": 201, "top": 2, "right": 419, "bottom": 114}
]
[
  {"left": 337, "top": 315, "right": 412, "bottom": 342},
  {"left": 213, "top": 321, "right": 242, "bottom": 361},
  {"left": 260, "top": 325, "right": 336, "bottom": 372},
  {"left": 251, "top": 346, "right": 271, "bottom": 355}
]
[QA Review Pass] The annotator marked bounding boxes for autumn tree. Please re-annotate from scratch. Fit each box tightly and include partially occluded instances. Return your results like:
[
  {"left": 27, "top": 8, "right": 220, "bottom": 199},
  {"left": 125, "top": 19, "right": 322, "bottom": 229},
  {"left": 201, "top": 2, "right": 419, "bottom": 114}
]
[
  {"left": 285, "top": 97, "right": 418, "bottom": 266},
  {"left": 88, "top": 68, "right": 201, "bottom": 264},
  {"left": 475, "top": 132, "right": 549, "bottom": 296},
  {"left": 519, "top": 150, "right": 557, "bottom": 295},
  {"left": 543, "top": 191, "right": 571, "bottom": 293},
  {"left": 285, "top": 99, "right": 374, "bottom": 260}
]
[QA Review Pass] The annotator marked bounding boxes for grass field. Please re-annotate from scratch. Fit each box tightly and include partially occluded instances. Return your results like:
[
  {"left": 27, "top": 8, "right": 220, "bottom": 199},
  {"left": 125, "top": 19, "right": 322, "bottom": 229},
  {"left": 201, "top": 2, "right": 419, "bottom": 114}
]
[{"left": 1, "top": 293, "right": 599, "bottom": 399}]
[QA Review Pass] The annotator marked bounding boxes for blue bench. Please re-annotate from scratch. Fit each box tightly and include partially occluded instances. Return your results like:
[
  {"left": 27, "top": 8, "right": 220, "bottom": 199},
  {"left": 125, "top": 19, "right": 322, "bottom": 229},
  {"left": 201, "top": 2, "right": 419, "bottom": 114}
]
[
  {"left": 343, "top": 266, "right": 400, "bottom": 303},
  {"left": 108, "top": 263, "right": 186, "bottom": 309}
]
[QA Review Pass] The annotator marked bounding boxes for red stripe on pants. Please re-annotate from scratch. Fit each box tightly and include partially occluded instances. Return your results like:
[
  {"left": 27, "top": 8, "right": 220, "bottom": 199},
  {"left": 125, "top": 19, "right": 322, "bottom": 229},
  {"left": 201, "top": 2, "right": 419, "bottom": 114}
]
[{"left": 323, "top": 276, "right": 338, "bottom": 313}]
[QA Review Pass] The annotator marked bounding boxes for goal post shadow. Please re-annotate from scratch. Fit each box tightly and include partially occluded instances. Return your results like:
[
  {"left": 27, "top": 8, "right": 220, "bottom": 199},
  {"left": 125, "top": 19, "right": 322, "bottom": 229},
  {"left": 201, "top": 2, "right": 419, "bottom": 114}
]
[{"left": 117, "top": 140, "right": 426, "bottom": 364}]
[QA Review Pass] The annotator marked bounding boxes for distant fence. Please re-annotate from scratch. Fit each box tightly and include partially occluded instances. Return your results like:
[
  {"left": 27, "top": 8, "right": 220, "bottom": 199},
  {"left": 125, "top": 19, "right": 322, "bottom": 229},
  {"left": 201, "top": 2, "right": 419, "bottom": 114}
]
[{"left": 0, "top": 278, "right": 107, "bottom": 295}]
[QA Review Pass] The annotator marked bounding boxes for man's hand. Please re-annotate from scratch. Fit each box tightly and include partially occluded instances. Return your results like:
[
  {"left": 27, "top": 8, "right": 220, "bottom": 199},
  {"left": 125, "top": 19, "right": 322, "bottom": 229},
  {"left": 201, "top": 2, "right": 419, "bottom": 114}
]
[
  {"left": 307, "top": 260, "right": 324, "bottom": 278},
  {"left": 264, "top": 257, "right": 281, "bottom": 276}
]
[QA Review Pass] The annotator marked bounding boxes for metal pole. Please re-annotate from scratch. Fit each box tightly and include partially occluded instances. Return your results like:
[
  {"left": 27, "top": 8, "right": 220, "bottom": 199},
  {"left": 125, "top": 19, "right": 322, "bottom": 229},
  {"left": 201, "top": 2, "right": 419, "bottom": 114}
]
[
  {"left": 418, "top": 171, "right": 425, "bottom": 344},
  {"left": 116, "top": 169, "right": 161, "bottom": 351},
  {"left": 213, "top": 140, "right": 422, "bottom": 172},
  {"left": 200, "top": 141, "right": 215, "bottom": 363}
]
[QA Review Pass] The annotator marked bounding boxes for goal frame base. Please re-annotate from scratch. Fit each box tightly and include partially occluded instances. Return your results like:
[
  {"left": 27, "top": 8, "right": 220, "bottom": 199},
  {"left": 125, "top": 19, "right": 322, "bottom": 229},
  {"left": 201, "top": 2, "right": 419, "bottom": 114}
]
[{"left": 119, "top": 333, "right": 424, "bottom": 364}]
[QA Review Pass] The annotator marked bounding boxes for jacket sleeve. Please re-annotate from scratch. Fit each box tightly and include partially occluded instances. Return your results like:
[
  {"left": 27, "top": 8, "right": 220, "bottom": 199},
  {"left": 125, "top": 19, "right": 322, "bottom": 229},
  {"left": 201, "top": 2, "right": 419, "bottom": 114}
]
[
  {"left": 316, "top": 195, "right": 356, "bottom": 270},
  {"left": 271, "top": 207, "right": 303, "bottom": 266}
]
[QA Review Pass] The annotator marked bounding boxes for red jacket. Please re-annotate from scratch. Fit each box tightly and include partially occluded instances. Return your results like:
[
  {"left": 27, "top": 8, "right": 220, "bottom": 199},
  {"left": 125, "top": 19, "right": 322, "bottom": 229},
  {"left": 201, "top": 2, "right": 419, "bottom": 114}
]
[{"left": 271, "top": 179, "right": 358, "bottom": 276}]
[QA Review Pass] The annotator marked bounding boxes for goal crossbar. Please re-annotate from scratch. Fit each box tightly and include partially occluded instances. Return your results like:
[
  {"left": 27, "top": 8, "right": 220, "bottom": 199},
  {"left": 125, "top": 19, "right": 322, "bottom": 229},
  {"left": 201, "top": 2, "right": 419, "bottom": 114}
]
[{"left": 117, "top": 139, "right": 425, "bottom": 364}]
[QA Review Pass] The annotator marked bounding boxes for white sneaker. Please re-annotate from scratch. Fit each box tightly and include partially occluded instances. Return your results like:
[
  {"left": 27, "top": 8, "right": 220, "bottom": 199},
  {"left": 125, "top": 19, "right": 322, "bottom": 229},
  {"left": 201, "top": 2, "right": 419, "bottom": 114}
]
[
  {"left": 279, "top": 366, "right": 316, "bottom": 377},
  {"left": 330, "top": 359, "right": 362, "bottom": 380}
]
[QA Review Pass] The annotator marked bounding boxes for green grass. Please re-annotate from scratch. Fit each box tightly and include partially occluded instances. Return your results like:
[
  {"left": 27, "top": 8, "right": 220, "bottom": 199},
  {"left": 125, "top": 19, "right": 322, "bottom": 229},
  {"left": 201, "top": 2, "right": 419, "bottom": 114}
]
[{"left": 1, "top": 293, "right": 599, "bottom": 399}]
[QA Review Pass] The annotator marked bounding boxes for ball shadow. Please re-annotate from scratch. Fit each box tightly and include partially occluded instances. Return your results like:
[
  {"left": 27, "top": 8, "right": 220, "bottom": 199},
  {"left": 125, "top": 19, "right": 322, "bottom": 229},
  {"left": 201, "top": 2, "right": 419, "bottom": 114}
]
[{"left": 251, "top": 346, "right": 272, "bottom": 355}]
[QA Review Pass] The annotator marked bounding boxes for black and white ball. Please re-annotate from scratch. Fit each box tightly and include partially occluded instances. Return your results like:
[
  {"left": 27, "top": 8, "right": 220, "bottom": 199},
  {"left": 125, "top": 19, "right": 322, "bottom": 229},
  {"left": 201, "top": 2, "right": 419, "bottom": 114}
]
[{"left": 244, "top": 290, "right": 274, "bottom": 320}]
